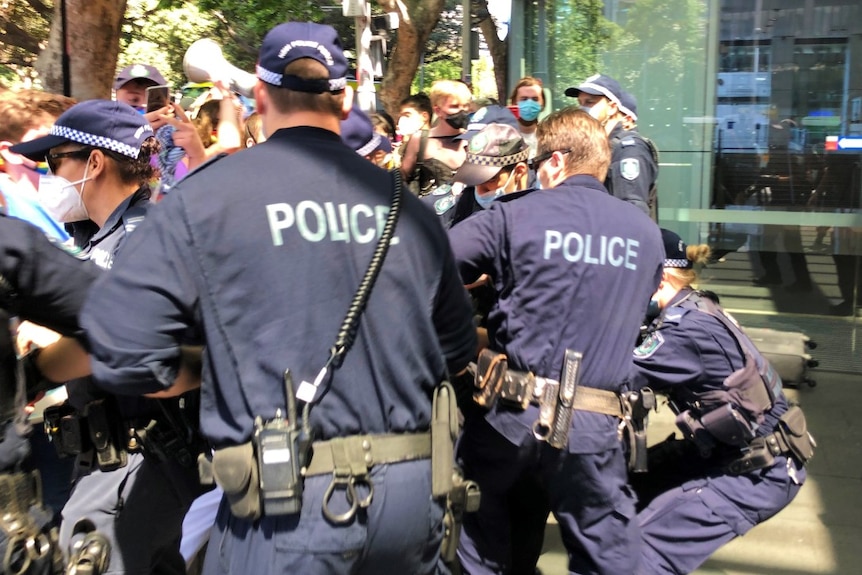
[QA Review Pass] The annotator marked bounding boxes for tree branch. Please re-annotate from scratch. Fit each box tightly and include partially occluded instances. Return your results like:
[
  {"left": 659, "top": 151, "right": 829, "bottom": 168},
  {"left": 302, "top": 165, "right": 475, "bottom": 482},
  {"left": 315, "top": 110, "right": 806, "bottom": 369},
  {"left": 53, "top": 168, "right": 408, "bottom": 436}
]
[
  {"left": 1, "top": 18, "right": 43, "bottom": 55},
  {"left": 22, "top": 0, "right": 51, "bottom": 20}
]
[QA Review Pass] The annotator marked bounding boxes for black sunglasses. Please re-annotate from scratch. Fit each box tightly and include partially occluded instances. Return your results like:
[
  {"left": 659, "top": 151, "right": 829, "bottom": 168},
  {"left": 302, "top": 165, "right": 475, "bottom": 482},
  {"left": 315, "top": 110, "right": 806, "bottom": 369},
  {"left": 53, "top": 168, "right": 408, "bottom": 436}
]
[
  {"left": 46, "top": 148, "right": 93, "bottom": 173},
  {"left": 529, "top": 148, "right": 572, "bottom": 171}
]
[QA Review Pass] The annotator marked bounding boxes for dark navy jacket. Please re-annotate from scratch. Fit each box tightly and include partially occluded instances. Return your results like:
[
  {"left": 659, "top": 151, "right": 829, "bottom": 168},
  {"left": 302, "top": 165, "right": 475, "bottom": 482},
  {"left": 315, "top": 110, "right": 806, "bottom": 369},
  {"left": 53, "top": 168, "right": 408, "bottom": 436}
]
[
  {"left": 0, "top": 214, "right": 98, "bottom": 336},
  {"left": 81, "top": 126, "right": 477, "bottom": 447},
  {"left": 631, "top": 288, "right": 788, "bottom": 435},
  {"left": 607, "top": 124, "right": 658, "bottom": 217},
  {"left": 448, "top": 174, "right": 662, "bottom": 450}
]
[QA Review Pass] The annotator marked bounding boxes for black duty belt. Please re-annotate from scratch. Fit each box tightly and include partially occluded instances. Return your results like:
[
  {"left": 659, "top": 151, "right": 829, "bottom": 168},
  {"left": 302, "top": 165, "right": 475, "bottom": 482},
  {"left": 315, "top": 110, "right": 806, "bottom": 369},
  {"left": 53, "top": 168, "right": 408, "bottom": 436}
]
[{"left": 527, "top": 376, "right": 625, "bottom": 417}]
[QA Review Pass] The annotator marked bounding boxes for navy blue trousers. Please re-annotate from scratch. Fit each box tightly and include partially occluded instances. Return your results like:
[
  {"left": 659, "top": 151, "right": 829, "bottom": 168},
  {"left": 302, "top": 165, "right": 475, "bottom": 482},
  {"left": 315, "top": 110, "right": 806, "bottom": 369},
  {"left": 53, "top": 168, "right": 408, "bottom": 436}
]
[
  {"left": 456, "top": 412, "right": 639, "bottom": 575},
  {"left": 202, "top": 459, "right": 444, "bottom": 575}
]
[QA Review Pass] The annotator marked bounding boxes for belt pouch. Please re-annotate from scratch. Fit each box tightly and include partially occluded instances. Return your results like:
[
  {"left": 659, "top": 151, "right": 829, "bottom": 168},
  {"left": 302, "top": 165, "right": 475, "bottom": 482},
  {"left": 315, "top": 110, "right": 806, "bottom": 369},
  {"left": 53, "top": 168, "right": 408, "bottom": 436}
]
[
  {"left": 86, "top": 399, "right": 127, "bottom": 471},
  {"left": 699, "top": 404, "right": 755, "bottom": 447},
  {"left": 212, "top": 442, "right": 260, "bottom": 521},
  {"left": 44, "top": 402, "right": 87, "bottom": 457},
  {"left": 776, "top": 406, "right": 816, "bottom": 464}
]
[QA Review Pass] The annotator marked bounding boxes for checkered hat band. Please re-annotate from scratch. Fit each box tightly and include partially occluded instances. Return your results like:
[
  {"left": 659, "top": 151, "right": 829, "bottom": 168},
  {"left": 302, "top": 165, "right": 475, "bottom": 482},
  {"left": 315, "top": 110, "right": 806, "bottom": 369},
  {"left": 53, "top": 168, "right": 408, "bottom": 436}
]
[
  {"left": 51, "top": 125, "right": 143, "bottom": 158},
  {"left": 355, "top": 133, "right": 382, "bottom": 157},
  {"left": 664, "top": 258, "right": 692, "bottom": 269},
  {"left": 466, "top": 149, "right": 530, "bottom": 167},
  {"left": 257, "top": 65, "right": 346, "bottom": 91},
  {"left": 580, "top": 81, "right": 621, "bottom": 107}
]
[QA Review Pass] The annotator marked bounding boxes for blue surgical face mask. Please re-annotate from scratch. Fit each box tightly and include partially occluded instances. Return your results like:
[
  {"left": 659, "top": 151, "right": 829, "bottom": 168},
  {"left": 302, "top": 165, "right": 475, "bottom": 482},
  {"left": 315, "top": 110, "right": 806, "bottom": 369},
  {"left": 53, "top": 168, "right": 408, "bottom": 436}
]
[
  {"left": 474, "top": 188, "right": 503, "bottom": 209},
  {"left": 517, "top": 100, "right": 542, "bottom": 122}
]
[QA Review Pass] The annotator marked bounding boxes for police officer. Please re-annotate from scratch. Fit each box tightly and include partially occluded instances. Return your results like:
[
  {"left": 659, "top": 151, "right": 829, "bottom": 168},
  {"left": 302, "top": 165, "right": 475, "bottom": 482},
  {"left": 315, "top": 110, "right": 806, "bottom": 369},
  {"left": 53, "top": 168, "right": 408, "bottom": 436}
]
[
  {"left": 0, "top": 214, "right": 100, "bottom": 574},
  {"left": 11, "top": 100, "right": 205, "bottom": 575},
  {"left": 629, "top": 229, "right": 811, "bottom": 575},
  {"left": 565, "top": 74, "right": 660, "bottom": 221},
  {"left": 79, "top": 21, "right": 476, "bottom": 575},
  {"left": 449, "top": 108, "right": 663, "bottom": 574}
]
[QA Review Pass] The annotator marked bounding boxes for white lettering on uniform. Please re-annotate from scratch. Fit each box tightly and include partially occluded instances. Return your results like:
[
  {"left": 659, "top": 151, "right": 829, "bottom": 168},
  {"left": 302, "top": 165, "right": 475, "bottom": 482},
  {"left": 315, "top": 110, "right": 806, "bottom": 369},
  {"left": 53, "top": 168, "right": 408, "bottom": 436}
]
[
  {"left": 265, "top": 201, "right": 398, "bottom": 246},
  {"left": 543, "top": 231, "right": 639, "bottom": 270},
  {"left": 350, "top": 204, "right": 375, "bottom": 244},
  {"left": 296, "top": 201, "right": 326, "bottom": 242},
  {"left": 266, "top": 203, "right": 294, "bottom": 246}
]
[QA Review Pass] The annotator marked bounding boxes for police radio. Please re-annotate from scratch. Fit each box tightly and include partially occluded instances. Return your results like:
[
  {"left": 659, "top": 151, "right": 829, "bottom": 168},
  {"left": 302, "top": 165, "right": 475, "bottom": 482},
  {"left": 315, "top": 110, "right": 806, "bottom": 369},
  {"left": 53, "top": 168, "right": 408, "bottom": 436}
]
[{"left": 253, "top": 370, "right": 310, "bottom": 516}]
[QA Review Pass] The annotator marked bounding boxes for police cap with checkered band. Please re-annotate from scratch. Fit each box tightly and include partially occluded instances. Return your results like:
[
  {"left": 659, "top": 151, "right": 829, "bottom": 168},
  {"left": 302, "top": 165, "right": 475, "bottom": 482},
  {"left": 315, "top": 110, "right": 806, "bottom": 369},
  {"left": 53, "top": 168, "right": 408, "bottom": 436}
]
[
  {"left": 256, "top": 22, "right": 349, "bottom": 94},
  {"left": 10, "top": 99, "right": 154, "bottom": 161}
]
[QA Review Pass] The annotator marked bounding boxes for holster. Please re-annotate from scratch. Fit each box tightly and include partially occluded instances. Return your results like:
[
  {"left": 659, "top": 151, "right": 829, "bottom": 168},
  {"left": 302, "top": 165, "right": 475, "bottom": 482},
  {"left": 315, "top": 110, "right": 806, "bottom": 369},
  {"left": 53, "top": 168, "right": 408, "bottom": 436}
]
[
  {"left": 440, "top": 469, "right": 481, "bottom": 565},
  {"left": 472, "top": 350, "right": 507, "bottom": 408},
  {"left": 622, "top": 388, "right": 656, "bottom": 473},
  {"left": 432, "top": 381, "right": 458, "bottom": 497}
]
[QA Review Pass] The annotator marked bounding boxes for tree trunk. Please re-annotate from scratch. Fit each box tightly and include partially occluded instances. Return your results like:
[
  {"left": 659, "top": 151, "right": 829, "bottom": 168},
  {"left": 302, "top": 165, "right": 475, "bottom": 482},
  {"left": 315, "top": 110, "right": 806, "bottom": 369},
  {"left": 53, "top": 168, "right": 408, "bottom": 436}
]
[
  {"left": 377, "top": 0, "right": 446, "bottom": 118},
  {"left": 473, "top": 0, "right": 507, "bottom": 102},
  {"left": 36, "top": 0, "right": 127, "bottom": 99}
]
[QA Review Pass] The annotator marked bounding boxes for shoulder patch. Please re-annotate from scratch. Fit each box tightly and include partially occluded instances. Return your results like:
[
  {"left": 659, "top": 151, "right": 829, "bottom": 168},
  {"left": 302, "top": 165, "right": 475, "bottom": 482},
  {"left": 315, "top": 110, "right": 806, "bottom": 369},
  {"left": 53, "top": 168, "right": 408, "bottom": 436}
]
[
  {"left": 434, "top": 194, "right": 456, "bottom": 215},
  {"left": 634, "top": 331, "right": 664, "bottom": 359},
  {"left": 620, "top": 158, "right": 640, "bottom": 181},
  {"left": 620, "top": 137, "right": 637, "bottom": 147}
]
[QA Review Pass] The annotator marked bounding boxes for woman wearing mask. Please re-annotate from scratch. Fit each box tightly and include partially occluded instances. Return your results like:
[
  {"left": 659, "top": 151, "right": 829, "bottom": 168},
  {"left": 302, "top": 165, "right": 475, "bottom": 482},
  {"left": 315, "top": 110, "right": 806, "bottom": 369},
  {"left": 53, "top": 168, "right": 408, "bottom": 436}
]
[
  {"left": 400, "top": 79, "right": 472, "bottom": 196},
  {"left": 509, "top": 76, "right": 545, "bottom": 158},
  {"left": 12, "top": 99, "right": 159, "bottom": 267},
  {"left": 629, "top": 229, "right": 813, "bottom": 575}
]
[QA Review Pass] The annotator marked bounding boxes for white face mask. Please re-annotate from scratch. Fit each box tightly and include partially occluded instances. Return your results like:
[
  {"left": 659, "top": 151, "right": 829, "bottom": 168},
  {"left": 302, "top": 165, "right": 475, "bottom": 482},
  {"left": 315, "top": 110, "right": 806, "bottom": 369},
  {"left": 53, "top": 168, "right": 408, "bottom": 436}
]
[
  {"left": 397, "top": 116, "right": 423, "bottom": 138},
  {"left": 475, "top": 170, "right": 515, "bottom": 208},
  {"left": 38, "top": 164, "right": 91, "bottom": 223}
]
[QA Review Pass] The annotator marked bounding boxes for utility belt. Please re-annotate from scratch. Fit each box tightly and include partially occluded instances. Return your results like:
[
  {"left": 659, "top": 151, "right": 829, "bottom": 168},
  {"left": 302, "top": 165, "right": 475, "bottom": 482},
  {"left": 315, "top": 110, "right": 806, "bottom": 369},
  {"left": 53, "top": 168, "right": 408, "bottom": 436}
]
[
  {"left": 470, "top": 350, "right": 655, "bottom": 469},
  {"left": 724, "top": 406, "right": 816, "bottom": 475},
  {"left": 203, "top": 381, "right": 479, "bottom": 552},
  {"left": 43, "top": 399, "right": 201, "bottom": 472}
]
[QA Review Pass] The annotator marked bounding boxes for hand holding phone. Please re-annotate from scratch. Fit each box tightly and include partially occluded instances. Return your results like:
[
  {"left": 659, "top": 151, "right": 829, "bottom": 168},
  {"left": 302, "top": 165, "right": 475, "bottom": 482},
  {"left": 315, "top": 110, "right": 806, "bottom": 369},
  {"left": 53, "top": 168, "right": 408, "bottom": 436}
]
[{"left": 146, "top": 85, "right": 170, "bottom": 113}]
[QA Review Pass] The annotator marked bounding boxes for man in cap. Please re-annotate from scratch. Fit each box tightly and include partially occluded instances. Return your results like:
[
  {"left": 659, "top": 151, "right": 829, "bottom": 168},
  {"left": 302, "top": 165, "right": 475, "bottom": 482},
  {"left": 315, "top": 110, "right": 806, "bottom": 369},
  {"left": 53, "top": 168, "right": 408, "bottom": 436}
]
[
  {"left": 113, "top": 64, "right": 167, "bottom": 112},
  {"left": 424, "top": 106, "right": 523, "bottom": 227},
  {"left": 80, "top": 21, "right": 476, "bottom": 575},
  {"left": 449, "top": 108, "right": 662, "bottom": 574},
  {"left": 566, "top": 74, "right": 660, "bottom": 221},
  {"left": 341, "top": 107, "right": 392, "bottom": 167},
  {"left": 11, "top": 100, "right": 207, "bottom": 574}
]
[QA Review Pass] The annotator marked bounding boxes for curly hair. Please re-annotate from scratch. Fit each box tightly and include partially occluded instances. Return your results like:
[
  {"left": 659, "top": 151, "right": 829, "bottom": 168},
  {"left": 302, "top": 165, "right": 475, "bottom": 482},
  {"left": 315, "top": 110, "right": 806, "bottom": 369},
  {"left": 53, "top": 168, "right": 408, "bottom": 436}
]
[{"left": 100, "top": 137, "right": 160, "bottom": 187}]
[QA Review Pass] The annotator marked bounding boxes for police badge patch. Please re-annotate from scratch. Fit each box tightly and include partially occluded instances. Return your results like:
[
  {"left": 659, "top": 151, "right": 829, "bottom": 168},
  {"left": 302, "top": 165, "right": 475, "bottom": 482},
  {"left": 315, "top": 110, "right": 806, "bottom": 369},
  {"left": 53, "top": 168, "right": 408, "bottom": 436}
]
[
  {"left": 634, "top": 331, "right": 664, "bottom": 359},
  {"left": 620, "top": 158, "right": 640, "bottom": 181}
]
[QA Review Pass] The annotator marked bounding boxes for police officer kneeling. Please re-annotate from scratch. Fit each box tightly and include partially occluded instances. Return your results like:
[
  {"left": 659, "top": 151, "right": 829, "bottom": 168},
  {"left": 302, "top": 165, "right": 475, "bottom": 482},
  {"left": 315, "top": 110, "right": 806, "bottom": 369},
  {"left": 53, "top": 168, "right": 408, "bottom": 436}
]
[
  {"left": 80, "top": 21, "right": 476, "bottom": 575},
  {"left": 629, "top": 229, "right": 814, "bottom": 575}
]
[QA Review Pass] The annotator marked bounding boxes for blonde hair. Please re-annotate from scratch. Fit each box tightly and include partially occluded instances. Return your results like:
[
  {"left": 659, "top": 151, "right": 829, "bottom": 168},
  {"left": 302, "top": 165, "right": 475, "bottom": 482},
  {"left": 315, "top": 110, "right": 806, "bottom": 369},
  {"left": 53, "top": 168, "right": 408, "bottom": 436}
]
[
  {"left": 536, "top": 108, "right": 610, "bottom": 180},
  {"left": 666, "top": 244, "right": 712, "bottom": 287},
  {"left": 429, "top": 80, "right": 472, "bottom": 108}
]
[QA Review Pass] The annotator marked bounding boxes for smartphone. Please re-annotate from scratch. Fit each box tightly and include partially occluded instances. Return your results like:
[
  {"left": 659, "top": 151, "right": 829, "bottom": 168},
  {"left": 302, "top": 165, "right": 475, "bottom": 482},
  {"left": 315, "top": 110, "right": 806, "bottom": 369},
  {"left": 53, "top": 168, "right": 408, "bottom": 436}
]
[
  {"left": 507, "top": 104, "right": 521, "bottom": 120},
  {"left": 145, "top": 85, "right": 170, "bottom": 113}
]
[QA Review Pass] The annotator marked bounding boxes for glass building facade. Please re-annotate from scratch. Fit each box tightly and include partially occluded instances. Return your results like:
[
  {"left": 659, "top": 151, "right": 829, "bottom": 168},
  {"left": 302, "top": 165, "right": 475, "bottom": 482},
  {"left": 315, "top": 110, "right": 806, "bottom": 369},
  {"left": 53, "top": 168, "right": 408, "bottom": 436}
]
[{"left": 507, "top": 0, "right": 862, "bottom": 373}]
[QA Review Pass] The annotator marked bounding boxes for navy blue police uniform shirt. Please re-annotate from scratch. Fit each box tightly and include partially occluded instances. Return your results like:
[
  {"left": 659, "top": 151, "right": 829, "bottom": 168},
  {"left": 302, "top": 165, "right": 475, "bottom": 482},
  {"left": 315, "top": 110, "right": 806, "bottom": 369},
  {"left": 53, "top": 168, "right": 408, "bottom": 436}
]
[
  {"left": 81, "top": 126, "right": 477, "bottom": 448},
  {"left": 65, "top": 189, "right": 160, "bottom": 414},
  {"left": 607, "top": 124, "right": 657, "bottom": 217},
  {"left": 448, "top": 174, "right": 663, "bottom": 449},
  {"left": 632, "top": 288, "right": 788, "bottom": 435},
  {"left": 0, "top": 214, "right": 99, "bottom": 335}
]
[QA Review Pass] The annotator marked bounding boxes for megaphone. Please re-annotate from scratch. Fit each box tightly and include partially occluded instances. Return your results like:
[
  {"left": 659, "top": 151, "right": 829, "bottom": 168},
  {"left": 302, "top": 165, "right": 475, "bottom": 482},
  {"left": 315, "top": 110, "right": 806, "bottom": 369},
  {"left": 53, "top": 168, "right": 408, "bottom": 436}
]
[{"left": 183, "top": 39, "right": 257, "bottom": 98}]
